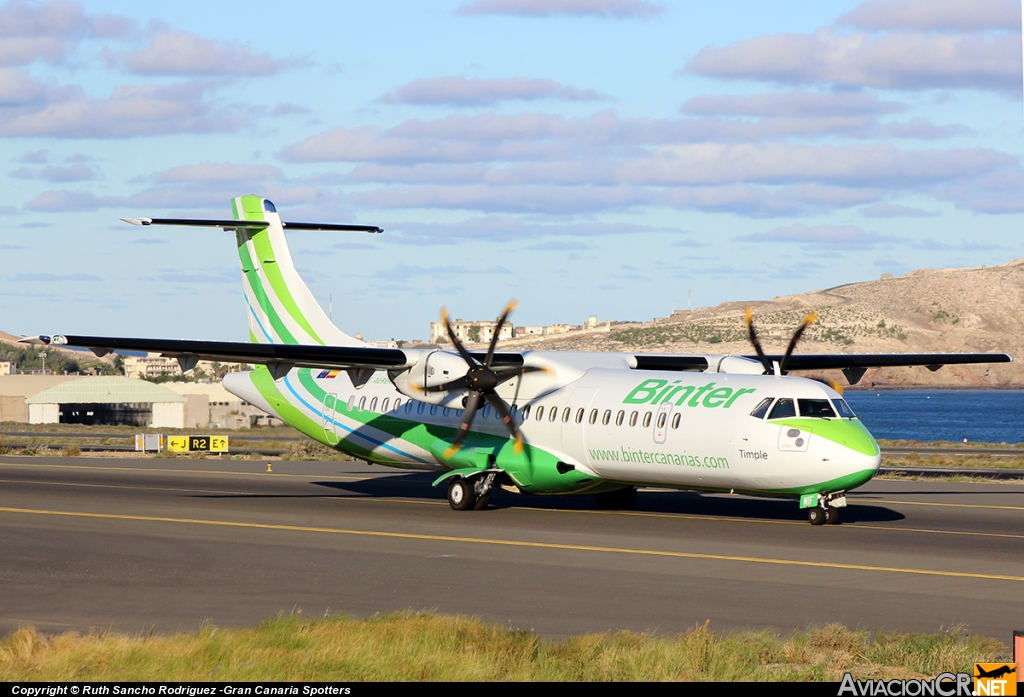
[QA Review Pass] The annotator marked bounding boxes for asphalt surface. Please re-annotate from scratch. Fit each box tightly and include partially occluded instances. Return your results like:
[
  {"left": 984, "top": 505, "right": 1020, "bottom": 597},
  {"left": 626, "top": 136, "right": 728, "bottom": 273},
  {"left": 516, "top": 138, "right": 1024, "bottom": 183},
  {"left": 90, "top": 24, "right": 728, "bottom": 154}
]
[{"left": 1, "top": 455, "right": 1022, "bottom": 640}]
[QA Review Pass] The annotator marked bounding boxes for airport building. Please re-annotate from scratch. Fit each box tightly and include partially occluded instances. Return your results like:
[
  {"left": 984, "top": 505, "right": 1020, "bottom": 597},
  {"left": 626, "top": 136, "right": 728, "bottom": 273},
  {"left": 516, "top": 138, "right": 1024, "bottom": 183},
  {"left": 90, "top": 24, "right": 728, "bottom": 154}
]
[{"left": 0, "top": 375, "right": 278, "bottom": 428}]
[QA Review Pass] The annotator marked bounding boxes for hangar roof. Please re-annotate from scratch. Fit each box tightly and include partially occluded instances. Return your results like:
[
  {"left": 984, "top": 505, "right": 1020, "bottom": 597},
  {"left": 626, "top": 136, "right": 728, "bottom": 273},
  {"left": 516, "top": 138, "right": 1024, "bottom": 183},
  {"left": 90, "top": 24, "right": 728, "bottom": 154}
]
[{"left": 26, "top": 376, "right": 185, "bottom": 405}]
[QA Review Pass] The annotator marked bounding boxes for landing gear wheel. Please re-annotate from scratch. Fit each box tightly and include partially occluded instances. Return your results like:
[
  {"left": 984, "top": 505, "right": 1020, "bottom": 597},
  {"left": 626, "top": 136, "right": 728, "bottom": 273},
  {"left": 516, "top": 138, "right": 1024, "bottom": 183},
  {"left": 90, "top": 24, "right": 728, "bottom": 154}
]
[
  {"left": 808, "top": 506, "right": 826, "bottom": 526},
  {"left": 825, "top": 505, "right": 840, "bottom": 525},
  {"left": 447, "top": 478, "right": 476, "bottom": 511},
  {"left": 473, "top": 494, "right": 490, "bottom": 511},
  {"left": 595, "top": 487, "right": 638, "bottom": 511}
]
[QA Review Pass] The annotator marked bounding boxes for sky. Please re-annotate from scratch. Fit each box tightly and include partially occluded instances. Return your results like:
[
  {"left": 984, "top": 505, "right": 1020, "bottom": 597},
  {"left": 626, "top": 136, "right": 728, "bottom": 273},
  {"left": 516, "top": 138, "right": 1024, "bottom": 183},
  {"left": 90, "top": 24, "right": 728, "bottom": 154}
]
[{"left": 1, "top": 0, "right": 1022, "bottom": 342}]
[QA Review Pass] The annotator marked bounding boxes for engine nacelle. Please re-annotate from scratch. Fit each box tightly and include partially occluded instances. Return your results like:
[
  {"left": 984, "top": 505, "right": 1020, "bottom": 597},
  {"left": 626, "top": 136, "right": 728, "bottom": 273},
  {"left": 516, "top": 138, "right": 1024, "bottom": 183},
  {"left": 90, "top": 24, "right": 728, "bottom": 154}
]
[
  {"left": 389, "top": 350, "right": 470, "bottom": 406},
  {"left": 712, "top": 355, "right": 767, "bottom": 375}
]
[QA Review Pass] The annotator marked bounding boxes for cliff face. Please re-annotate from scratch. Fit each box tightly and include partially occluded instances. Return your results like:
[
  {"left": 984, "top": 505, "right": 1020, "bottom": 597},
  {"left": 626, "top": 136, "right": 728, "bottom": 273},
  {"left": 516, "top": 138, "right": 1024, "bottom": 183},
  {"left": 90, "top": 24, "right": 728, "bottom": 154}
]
[{"left": 499, "top": 258, "right": 1024, "bottom": 388}]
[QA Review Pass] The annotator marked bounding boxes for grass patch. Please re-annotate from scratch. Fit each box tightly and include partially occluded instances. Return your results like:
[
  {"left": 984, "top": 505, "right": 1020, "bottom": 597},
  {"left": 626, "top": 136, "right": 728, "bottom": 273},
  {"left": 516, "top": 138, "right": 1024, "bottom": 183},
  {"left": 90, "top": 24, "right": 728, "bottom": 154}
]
[{"left": 0, "top": 613, "right": 1005, "bottom": 682}]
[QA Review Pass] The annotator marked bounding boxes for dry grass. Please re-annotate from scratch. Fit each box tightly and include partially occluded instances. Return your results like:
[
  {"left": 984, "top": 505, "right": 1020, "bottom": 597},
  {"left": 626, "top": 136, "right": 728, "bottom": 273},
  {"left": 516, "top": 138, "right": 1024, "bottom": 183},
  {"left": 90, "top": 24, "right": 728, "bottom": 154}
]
[{"left": 0, "top": 613, "right": 1005, "bottom": 682}]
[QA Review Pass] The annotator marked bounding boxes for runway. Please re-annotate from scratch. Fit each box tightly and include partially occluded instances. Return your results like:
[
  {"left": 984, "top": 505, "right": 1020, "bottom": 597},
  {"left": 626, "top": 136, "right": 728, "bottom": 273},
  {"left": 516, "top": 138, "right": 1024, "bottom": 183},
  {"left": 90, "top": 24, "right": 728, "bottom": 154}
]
[{"left": 1, "top": 455, "right": 1021, "bottom": 639}]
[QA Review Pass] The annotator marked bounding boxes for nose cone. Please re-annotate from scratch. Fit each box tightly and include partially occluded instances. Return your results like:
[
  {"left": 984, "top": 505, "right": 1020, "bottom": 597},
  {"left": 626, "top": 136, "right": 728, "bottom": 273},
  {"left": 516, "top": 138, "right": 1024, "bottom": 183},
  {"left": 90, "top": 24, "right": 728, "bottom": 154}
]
[{"left": 223, "top": 370, "right": 280, "bottom": 418}]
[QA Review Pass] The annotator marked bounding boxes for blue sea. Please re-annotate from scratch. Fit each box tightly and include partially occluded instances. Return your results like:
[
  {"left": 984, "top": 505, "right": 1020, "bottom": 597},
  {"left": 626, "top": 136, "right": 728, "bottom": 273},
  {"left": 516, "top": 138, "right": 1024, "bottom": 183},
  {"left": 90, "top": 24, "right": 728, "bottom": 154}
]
[{"left": 843, "top": 390, "right": 1024, "bottom": 444}]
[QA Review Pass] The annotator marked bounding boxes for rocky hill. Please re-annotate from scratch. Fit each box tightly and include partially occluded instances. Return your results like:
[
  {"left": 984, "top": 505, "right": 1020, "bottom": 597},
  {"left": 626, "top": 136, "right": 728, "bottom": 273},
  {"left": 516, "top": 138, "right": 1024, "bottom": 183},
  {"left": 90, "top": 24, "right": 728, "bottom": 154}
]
[{"left": 497, "top": 258, "right": 1024, "bottom": 388}]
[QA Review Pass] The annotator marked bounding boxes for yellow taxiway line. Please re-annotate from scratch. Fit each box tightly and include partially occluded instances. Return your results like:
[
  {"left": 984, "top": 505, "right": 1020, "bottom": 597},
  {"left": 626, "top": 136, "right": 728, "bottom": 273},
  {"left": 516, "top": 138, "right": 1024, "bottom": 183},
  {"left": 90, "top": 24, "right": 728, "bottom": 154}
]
[{"left": 1, "top": 505, "right": 1022, "bottom": 584}]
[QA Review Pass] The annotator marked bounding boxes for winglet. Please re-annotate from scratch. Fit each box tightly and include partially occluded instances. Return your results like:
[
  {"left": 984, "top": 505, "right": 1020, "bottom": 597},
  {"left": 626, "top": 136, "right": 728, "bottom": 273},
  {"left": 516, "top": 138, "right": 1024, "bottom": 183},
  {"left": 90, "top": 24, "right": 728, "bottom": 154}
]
[{"left": 120, "top": 217, "right": 152, "bottom": 226}]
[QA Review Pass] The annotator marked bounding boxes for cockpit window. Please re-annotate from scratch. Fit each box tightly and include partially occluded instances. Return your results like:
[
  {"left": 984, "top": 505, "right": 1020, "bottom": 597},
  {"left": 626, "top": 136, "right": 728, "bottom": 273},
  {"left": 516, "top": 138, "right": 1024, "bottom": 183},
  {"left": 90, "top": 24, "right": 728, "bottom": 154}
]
[
  {"left": 750, "top": 398, "right": 773, "bottom": 419},
  {"left": 798, "top": 399, "right": 836, "bottom": 418},
  {"left": 768, "top": 398, "right": 796, "bottom": 419},
  {"left": 263, "top": 199, "right": 277, "bottom": 212},
  {"left": 833, "top": 398, "right": 857, "bottom": 418}
]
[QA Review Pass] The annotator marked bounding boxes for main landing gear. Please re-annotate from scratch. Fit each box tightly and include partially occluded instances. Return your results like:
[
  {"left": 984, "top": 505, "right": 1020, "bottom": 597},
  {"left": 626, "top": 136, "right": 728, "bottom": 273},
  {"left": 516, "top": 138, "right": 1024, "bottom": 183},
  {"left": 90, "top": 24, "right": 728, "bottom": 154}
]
[
  {"left": 447, "top": 473, "right": 498, "bottom": 511},
  {"left": 807, "top": 492, "right": 846, "bottom": 526}
]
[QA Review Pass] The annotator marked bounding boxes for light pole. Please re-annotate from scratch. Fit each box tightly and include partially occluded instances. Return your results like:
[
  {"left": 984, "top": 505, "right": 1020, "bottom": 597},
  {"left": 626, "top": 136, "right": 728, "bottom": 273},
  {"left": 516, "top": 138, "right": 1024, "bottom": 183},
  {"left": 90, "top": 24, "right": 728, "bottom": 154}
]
[{"left": 38, "top": 351, "right": 47, "bottom": 374}]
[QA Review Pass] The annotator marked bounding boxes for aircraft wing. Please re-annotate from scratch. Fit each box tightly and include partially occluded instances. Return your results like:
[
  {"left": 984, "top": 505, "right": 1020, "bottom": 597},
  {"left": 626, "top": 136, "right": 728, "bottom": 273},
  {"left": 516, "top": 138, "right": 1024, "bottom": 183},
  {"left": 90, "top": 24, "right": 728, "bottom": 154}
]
[
  {"left": 634, "top": 351, "right": 1012, "bottom": 384},
  {"left": 26, "top": 334, "right": 413, "bottom": 376},
  {"left": 21, "top": 334, "right": 526, "bottom": 375}
]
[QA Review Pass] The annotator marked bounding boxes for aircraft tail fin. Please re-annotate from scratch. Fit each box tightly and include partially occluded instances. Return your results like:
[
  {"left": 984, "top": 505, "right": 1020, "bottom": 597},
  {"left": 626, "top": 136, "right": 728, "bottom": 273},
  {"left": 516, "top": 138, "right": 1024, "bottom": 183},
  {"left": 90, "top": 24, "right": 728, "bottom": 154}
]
[{"left": 231, "top": 195, "right": 364, "bottom": 347}]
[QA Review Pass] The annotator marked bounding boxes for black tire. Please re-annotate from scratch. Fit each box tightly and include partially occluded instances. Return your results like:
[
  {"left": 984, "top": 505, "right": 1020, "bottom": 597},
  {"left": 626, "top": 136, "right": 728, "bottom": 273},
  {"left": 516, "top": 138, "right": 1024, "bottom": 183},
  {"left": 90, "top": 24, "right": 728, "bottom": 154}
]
[
  {"left": 808, "top": 506, "right": 826, "bottom": 526},
  {"left": 825, "top": 505, "right": 840, "bottom": 525},
  {"left": 473, "top": 494, "right": 490, "bottom": 511},
  {"left": 595, "top": 487, "right": 638, "bottom": 511},
  {"left": 447, "top": 478, "right": 475, "bottom": 511}
]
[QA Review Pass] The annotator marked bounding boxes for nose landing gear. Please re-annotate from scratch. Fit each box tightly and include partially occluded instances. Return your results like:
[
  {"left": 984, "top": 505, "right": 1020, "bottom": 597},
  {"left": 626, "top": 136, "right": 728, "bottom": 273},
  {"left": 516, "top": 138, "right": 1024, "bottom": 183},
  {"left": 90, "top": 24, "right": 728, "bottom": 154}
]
[{"left": 804, "top": 492, "right": 846, "bottom": 525}]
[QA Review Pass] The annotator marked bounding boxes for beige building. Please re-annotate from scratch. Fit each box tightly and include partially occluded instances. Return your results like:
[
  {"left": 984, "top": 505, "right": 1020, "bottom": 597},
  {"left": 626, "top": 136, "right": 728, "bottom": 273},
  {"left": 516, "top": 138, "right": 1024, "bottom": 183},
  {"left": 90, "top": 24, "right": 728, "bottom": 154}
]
[
  {"left": 162, "top": 382, "right": 282, "bottom": 428},
  {"left": 429, "top": 319, "right": 514, "bottom": 345},
  {"left": 0, "top": 362, "right": 16, "bottom": 375},
  {"left": 123, "top": 355, "right": 182, "bottom": 379}
]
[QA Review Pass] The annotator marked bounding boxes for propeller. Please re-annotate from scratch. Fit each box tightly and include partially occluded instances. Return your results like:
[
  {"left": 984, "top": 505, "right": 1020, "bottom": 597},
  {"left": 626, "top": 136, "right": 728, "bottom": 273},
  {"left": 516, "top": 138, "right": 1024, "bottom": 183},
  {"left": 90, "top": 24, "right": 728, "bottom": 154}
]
[
  {"left": 745, "top": 307, "right": 818, "bottom": 375},
  {"left": 419, "top": 300, "right": 546, "bottom": 459}
]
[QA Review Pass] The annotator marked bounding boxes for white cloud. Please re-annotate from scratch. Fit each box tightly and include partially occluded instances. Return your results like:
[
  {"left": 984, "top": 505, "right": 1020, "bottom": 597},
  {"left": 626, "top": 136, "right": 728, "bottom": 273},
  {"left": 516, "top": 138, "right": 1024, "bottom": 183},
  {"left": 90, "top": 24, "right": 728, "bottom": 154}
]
[
  {"left": 686, "top": 29, "right": 1020, "bottom": 93},
  {"left": 839, "top": 0, "right": 1018, "bottom": 32},
  {"left": 455, "top": 0, "right": 663, "bottom": 18},
  {"left": 0, "top": 0, "right": 135, "bottom": 67},
  {"left": 379, "top": 76, "right": 608, "bottom": 106},
  {"left": 151, "top": 162, "right": 284, "bottom": 184},
  {"left": 104, "top": 31, "right": 297, "bottom": 77},
  {"left": 680, "top": 91, "right": 905, "bottom": 117},
  {"left": 739, "top": 224, "right": 897, "bottom": 249},
  {"left": 10, "top": 164, "right": 97, "bottom": 182},
  {"left": 859, "top": 203, "right": 939, "bottom": 217},
  {"left": 0, "top": 77, "right": 249, "bottom": 137}
]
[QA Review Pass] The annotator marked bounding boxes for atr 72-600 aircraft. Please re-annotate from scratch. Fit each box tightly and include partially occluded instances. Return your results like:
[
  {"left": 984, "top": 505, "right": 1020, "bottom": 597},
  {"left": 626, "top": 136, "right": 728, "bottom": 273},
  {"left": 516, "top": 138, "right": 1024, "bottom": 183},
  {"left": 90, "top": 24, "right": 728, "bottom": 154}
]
[{"left": 26, "top": 196, "right": 1012, "bottom": 524}]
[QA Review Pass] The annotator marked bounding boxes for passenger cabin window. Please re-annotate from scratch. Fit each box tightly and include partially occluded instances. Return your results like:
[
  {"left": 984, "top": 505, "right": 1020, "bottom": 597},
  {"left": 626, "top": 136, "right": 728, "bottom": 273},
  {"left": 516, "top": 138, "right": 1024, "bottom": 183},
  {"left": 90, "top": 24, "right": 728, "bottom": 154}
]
[
  {"left": 382, "top": 398, "right": 390, "bottom": 412},
  {"left": 535, "top": 406, "right": 544, "bottom": 421},
  {"left": 767, "top": 398, "right": 796, "bottom": 419},
  {"left": 834, "top": 399, "right": 857, "bottom": 418},
  {"left": 798, "top": 399, "right": 837, "bottom": 418},
  {"left": 358, "top": 396, "right": 366, "bottom": 411},
  {"left": 750, "top": 398, "right": 773, "bottom": 419},
  {"left": 589, "top": 409, "right": 598, "bottom": 425},
  {"left": 347, "top": 395, "right": 355, "bottom": 411},
  {"left": 575, "top": 408, "right": 584, "bottom": 424},
  {"left": 615, "top": 410, "right": 625, "bottom": 426},
  {"left": 642, "top": 412, "right": 652, "bottom": 428},
  {"left": 482, "top": 404, "right": 491, "bottom": 419},
  {"left": 442, "top": 407, "right": 450, "bottom": 417},
  {"left": 549, "top": 407, "right": 558, "bottom": 422},
  {"left": 521, "top": 405, "right": 531, "bottom": 421},
  {"left": 657, "top": 413, "right": 667, "bottom": 429},
  {"left": 671, "top": 413, "right": 681, "bottom": 429},
  {"left": 370, "top": 397, "right": 378, "bottom": 411},
  {"left": 602, "top": 410, "right": 611, "bottom": 426},
  {"left": 562, "top": 407, "right": 571, "bottom": 423},
  {"left": 430, "top": 405, "right": 438, "bottom": 415},
  {"left": 629, "top": 411, "right": 638, "bottom": 427},
  {"left": 394, "top": 398, "right": 401, "bottom": 411}
]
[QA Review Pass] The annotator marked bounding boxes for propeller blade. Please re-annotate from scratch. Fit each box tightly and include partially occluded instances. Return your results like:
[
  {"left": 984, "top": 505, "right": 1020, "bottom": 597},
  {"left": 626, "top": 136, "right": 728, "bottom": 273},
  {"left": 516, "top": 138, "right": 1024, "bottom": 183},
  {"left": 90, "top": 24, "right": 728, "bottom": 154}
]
[
  {"left": 418, "top": 375, "right": 471, "bottom": 394},
  {"left": 484, "top": 299, "right": 517, "bottom": 368},
  {"left": 779, "top": 312, "right": 818, "bottom": 375},
  {"left": 745, "top": 307, "right": 773, "bottom": 375},
  {"left": 441, "top": 306, "right": 478, "bottom": 367},
  {"left": 490, "top": 364, "right": 550, "bottom": 386},
  {"left": 444, "top": 390, "right": 482, "bottom": 459},
  {"left": 483, "top": 392, "right": 525, "bottom": 455}
]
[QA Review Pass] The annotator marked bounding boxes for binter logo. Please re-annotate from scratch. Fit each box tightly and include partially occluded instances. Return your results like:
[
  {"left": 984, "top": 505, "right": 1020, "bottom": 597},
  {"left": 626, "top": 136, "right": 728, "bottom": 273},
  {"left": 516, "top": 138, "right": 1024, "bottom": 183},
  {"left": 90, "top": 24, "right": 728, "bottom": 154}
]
[
  {"left": 623, "top": 379, "right": 755, "bottom": 408},
  {"left": 974, "top": 664, "right": 1017, "bottom": 696}
]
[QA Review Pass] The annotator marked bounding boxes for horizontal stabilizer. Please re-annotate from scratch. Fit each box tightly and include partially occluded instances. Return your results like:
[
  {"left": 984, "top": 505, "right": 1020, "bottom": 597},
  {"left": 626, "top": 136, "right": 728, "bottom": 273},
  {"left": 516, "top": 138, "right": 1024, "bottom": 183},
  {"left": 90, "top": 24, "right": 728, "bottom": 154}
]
[{"left": 120, "top": 217, "right": 383, "bottom": 233}]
